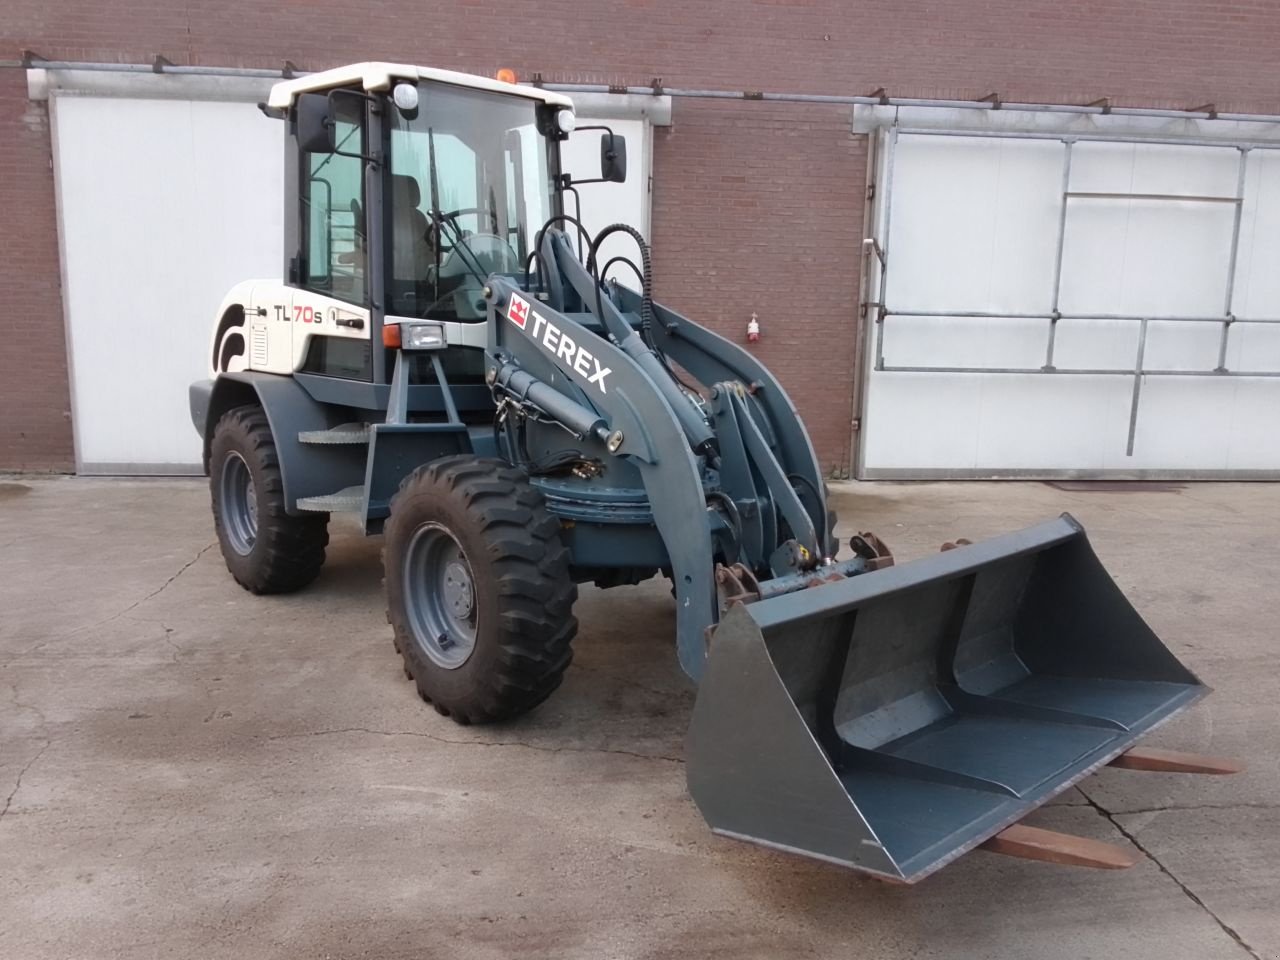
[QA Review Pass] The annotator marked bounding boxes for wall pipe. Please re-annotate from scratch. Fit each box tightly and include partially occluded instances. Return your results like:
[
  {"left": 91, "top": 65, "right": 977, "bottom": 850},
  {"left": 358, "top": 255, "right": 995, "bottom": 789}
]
[{"left": 6, "top": 57, "right": 1280, "bottom": 125}]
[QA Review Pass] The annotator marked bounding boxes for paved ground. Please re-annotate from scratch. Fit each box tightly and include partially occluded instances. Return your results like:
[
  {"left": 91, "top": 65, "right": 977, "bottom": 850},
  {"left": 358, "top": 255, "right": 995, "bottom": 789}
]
[{"left": 0, "top": 476, "right": 1276, "bottom": 960}]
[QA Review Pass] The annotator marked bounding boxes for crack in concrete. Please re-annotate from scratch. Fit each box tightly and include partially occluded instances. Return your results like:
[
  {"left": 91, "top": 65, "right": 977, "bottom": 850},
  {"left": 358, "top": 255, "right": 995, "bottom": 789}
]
[
  {"left": 1079, "top": 786, "right": 1262, "bottom": 960},
  {"left": 111, "top": 541, "right": 217, "bottom": 621},
  {"left": 260, "top": 726, "right": 685, "bottom": 765},
  {"left": 120, "top": 615, "right": 183, "bottom": 664},
  {"left": 0, "top": 741, "right": 51, "bottom": 824},
  {"left": 3, "top": 681, "right": 48, "bottom": 724},
  {"left": 162, "top": 630, "right": 182, "bottom": 664},
  {"left": 20, "top": 542, "right": 216, "bottom": 657},
  {"left": 1112, "top": 801, "right": 1279, "bottom": 816}
]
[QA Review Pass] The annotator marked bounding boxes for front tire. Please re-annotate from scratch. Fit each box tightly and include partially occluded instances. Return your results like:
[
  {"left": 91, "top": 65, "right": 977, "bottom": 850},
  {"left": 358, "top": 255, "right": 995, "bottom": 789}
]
[
  {"left": 209, "top": 405, "right": 329, "bottom": 594},
  {"left": 384, "top": 456, "right": 577, "bottom": 724}
]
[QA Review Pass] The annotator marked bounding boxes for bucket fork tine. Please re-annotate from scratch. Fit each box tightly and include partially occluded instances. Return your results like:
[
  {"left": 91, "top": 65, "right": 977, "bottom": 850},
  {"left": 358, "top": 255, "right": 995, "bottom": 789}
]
[
  {"left": 980, "top": 824, "right": 1140, "bottom": 870},
  {"left": 1109, "top": 746, "right": 1243, "bottom": 775}
]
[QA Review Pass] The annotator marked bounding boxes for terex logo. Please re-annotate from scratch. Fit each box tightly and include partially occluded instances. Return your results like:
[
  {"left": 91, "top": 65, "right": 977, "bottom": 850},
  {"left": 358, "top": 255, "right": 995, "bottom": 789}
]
[
  {"left": 506, "top": 294, "right": 612, "bottom": 394},
  {"left": 508, "top": 295, "right": 530, "bottom": 329}
]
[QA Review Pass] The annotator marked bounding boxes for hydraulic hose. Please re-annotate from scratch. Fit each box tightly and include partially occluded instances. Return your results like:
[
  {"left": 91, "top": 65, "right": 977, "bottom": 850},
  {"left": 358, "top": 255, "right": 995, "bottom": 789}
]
[
  {"left": 525, "top": 215, "right": 597, "bottom": 296},
  {"left": 579, "top": 227, "right": 718, "bottom": 462},
  {"left": 600, "top": 255, "right": 645, "bottom": 289},
  {"left": 590, "top": 226, "right": 702, "bottom": 395},
  {"left": 587, "top": 223, "right": 654, "bottom": 341}
]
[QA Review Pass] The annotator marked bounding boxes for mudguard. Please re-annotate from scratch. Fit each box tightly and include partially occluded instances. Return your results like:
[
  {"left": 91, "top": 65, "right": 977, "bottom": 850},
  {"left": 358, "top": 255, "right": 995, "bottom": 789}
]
[{"left": 194, "top": 372, "right": 365, "bottom": 512}]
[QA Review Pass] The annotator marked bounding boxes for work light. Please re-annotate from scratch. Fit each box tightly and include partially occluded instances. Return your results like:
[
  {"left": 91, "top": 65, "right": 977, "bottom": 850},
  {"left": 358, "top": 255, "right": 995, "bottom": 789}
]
[{"left": 400, "top": 322, "right": 447, "bottom": 350}]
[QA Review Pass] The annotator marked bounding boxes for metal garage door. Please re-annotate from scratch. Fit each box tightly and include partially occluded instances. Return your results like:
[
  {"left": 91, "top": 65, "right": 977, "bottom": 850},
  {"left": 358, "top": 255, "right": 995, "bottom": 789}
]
[
  {"left": 857, "top": 112, "right": 1280, "bottom": 479},
  {"left": 52, "top": 90, "right": 283, "bottom": 473},
  {"left": 41, "top": 71, "right": 659, "bottom": 474}
]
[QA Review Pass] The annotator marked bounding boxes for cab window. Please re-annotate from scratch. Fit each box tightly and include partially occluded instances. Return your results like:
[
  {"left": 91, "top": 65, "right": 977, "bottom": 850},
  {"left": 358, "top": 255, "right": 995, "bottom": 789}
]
[{"left": 300, "top": 97, "right": 366, "bottom": 304}]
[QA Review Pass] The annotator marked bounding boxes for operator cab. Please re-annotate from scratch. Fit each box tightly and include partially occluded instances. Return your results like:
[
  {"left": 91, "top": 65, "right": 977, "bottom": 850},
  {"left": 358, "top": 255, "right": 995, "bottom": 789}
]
[{"left": 265, "top": 62, "right": 626, "bottom": 390}]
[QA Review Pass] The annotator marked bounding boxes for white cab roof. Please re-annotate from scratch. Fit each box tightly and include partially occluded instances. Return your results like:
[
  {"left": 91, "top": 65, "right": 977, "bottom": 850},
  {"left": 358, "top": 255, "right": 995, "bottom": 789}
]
[{"left": 266, "top": 61, "right": 574, "bottom": 110}]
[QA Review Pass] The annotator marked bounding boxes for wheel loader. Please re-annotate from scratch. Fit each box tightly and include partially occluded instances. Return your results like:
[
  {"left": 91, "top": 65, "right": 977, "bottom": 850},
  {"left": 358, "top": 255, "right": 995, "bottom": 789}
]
[{"left": 190, "top": 62, "right": 1238, "bottom": 883}]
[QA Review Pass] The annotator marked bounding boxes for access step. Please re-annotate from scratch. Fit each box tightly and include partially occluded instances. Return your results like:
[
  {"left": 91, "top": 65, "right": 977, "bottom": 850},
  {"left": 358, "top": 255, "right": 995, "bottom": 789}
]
[
  {"left": 296, "top": 485, "right": 365, "bottom": 513},
  {"left": 298, "top": 423, "right": 371, "bottom": 445}
]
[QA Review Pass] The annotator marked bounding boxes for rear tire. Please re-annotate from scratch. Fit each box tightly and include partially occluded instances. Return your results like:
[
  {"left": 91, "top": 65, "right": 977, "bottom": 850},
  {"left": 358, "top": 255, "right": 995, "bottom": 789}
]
[
  {"left": 384, "top": 456, "right": 577, "bottom": 725},
  {"left": 209, "top": 405, "right": 329, "bottom": 594}
]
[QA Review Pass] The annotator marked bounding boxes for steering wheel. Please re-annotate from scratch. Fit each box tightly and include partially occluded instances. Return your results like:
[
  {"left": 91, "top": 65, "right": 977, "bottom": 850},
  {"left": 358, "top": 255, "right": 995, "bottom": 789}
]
[{"left": 436, "top": 206, "right": 500, "bottom": 235}]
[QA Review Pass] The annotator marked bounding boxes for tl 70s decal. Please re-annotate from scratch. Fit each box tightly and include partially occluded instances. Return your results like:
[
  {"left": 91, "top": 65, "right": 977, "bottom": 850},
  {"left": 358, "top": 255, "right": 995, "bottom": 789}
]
[{"left": 267, "top": 305, "right": 324, "bottom": 324}]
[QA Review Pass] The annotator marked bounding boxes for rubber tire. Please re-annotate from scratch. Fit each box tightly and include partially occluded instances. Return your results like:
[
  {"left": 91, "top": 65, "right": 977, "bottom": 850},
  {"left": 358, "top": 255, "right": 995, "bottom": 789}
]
[
  {"left": 209, "top": 404, "right": 329, "bottom": 594},
  {"left": 384, "top": 456, "right": 577, "bottom": 725}
]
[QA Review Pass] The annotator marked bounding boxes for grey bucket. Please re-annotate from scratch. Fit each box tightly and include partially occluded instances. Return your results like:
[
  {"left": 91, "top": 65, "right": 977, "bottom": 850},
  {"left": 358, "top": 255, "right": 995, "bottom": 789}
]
[{"left": 686, "top": 514, "right": 1206, "bottom": 883}]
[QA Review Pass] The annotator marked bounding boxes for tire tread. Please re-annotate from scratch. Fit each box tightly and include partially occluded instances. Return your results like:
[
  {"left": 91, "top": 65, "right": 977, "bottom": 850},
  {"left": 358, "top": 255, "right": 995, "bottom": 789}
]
[
  {"left": 210, "top": 405, "right": 328, "bottom": 594},
  {"left": 385, "top": 456, "right": 577, "bottom": 724}
]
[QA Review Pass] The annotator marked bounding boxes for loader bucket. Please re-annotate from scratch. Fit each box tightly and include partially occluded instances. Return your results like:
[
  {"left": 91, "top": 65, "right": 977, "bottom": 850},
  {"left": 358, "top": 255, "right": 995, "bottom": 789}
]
[{"left": 687, "top": 514, "right": 1206, "bottom": 883}]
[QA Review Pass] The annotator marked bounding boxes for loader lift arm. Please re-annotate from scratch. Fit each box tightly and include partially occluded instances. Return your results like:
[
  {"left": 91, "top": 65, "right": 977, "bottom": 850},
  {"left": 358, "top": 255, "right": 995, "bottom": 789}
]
[
  {"left": 484, "top": 228, "right": 865, "bottom": 679},
  {"left": 550, "top": 230, "right": 831, "bottom": 562}
]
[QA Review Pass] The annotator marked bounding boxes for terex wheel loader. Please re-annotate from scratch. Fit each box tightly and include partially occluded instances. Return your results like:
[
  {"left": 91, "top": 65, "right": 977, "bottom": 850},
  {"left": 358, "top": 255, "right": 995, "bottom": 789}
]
[{"left": 190, "top": 62, "right": 1238, "bottom": 883}]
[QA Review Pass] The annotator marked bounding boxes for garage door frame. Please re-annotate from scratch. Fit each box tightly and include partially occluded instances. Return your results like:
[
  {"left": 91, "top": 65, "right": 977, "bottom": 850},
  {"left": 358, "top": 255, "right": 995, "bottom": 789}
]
[{"left": 38, "top": 72, "right": 275, "bottom": 475}]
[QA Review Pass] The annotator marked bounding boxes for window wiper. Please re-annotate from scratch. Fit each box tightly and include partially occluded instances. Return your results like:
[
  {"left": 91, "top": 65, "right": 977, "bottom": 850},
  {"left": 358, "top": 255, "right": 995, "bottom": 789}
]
[
  {"left": 430, "top": 211, "right": 489, "bottom": 285},
  {"left": 424, "top": 125, "right": 443, "bottom": 280}
]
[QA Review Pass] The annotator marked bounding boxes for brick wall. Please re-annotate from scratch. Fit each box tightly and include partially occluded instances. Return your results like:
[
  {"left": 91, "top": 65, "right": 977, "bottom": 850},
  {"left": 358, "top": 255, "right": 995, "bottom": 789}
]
[
  {"left": 651, "top": 101, "right": 867, "bottom": 471},
  {"left": 0, "top": 70, "right": 73, "bottom": 471},
  {"left": 6, "top": 1, "right": 1280, "bottom": 472}
]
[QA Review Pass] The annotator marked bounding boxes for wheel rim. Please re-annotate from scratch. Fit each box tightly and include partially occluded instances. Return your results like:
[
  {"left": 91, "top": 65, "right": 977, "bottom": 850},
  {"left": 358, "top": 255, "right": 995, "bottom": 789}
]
[
  {"left": 403, "top": 522, "right": 478, "bottom": 669},
  {"left": 219, "top": 451, "right": 258, "bottom": 556}
]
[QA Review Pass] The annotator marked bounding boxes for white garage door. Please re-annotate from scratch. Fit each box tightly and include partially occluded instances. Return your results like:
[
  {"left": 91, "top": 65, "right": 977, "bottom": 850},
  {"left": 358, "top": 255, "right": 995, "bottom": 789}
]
[
  {"left": 52, "top": 93, "right": 284, "bottom": 473},
  {"left": 45, "top": 74, "right": 657, "bottom": 474},
  {"left": 859, "top": 118, "right": 1280, "bottom": 479}
]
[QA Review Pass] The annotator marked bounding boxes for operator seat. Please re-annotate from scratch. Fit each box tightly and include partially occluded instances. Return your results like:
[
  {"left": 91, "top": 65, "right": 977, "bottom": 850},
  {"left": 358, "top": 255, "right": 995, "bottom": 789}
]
[{"left": 392, "top": 174, "right": 434, "bottom": 285}]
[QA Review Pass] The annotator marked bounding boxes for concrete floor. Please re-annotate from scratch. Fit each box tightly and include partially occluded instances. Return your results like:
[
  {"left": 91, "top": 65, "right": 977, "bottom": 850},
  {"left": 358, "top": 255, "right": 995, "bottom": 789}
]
[{"left": 0, "top": 476, "right": 1276, "bottom": 959}]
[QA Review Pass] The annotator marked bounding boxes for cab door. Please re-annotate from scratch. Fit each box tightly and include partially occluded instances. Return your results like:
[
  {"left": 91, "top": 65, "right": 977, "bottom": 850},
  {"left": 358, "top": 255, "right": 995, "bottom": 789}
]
[{"left": 294, "top": 94, "right": 372, "bottom": 377}]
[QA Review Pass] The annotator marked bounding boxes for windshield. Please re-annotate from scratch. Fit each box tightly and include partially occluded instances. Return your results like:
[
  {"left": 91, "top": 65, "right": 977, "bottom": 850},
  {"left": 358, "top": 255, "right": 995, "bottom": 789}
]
[{"left": 388, "top": 85, "right": 553, "bottom": 321}]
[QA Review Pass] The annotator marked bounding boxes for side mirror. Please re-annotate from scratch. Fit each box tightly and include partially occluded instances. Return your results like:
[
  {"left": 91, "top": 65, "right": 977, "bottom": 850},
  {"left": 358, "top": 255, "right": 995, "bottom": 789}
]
[
  {"left": 295, "top": 93, "right": 336, "bottom": 153},
  {"left": 600, "top": 133, "right": 627, "bottom": 183}
]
